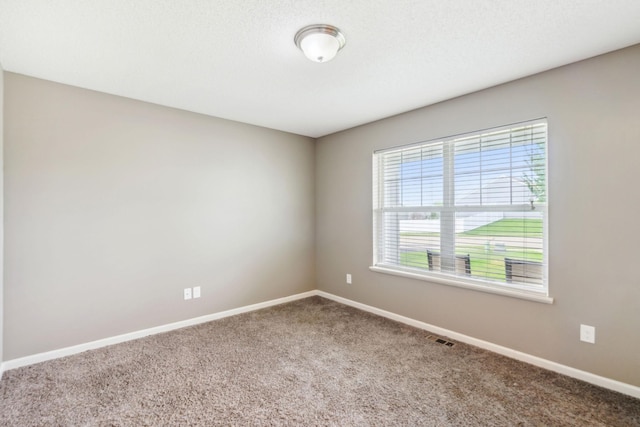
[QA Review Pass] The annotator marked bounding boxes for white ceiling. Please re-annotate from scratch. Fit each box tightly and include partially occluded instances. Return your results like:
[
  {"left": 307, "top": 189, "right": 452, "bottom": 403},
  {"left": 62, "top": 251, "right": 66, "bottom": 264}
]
[{"left": 1, "top": 1, "right": 639, "bottom": 138}]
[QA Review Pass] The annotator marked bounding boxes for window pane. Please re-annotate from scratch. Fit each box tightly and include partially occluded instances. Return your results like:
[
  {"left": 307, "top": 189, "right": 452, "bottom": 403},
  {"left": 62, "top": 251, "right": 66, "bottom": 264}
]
[
  {"left": 405, "top": 143, "right": 442, "bottom": 207},
  {"left": 454, "top": 125, "right": 546, "bottom": 206},
  {"left": 455, "top": 172, "right": 481, "bottom": 205},
  {"left": 396, "top": 212, "right": 441, "bottom": 270},
  {"left": 402, "top": 178, "right": 422, "bottom": 207},
  {"left": 480, "top": 173, "right": 515, "bottom": 205},
  {"left": 381, "top": 143, "right": 444, "bottom": 208},
  {"left": 455, "top": 211, "right": 544, "bottom": 286}
]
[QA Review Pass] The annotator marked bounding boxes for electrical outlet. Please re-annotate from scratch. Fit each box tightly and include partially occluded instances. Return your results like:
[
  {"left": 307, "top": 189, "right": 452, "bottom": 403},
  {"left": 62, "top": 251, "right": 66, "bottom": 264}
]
[
  {"left": 193, "top": 286, "right": 201, "bottom": 298},
  {"left": 580, "top": 324, "right": 595, "bottom": 343},
  {"left": 346, "top": 273, "right": 352, "bottom": 284},
  {"left": 184, "top": 288, "right": 192, "bottom": 300}
]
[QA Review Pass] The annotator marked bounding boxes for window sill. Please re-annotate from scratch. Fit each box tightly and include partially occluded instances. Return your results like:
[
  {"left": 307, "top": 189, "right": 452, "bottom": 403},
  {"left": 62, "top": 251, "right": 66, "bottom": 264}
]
[{"left": 369, "top": 265, "right": 554, "bottom": 304}]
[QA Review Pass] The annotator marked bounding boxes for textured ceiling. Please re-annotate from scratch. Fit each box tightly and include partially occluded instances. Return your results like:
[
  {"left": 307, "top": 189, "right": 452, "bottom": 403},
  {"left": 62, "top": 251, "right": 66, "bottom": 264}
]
[{"left": 1, "top": 1, "right": 639, "bottom": 138}]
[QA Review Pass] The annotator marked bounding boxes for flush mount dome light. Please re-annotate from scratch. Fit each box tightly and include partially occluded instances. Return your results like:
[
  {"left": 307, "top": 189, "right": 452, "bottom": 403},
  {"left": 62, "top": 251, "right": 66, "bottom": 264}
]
[{"left": 294, "top": 24, "right": 346, "bottom": 63}]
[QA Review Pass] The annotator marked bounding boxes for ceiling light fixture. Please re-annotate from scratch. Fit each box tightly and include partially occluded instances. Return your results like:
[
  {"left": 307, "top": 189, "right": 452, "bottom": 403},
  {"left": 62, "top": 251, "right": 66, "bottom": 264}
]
[{"left": 294, "top": 24, "right": 346, "bottom": 63}]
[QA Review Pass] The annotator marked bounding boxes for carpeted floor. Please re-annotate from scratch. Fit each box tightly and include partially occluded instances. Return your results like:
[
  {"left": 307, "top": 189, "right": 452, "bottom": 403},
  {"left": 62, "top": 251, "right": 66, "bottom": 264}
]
[{"left": 0, "top": 296, "right": 638, "bottom": 426}]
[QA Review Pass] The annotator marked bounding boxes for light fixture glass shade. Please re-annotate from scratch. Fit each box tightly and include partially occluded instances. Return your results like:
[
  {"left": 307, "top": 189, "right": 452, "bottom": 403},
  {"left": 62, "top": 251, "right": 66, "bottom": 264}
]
[
  {"left": 300, "top": 33, "right": 340, "bottom": 62},
  {"left": 295, "top": 25, "right": 346, "bottom": 63}
]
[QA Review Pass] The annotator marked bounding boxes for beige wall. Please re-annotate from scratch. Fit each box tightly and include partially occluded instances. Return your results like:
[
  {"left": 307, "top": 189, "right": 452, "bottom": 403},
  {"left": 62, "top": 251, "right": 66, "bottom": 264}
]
[
  {"left": 316, "top": 44, "right": 640, "bottom": 387},
  {"left": 4, "top": 73, "right": 315, "bottom": 360}
]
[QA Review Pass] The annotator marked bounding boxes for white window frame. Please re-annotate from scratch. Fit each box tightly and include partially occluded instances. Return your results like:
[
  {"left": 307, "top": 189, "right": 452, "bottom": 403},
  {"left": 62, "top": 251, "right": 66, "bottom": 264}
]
[{"left": 370, "top": 119, "right": 552, "bottom": 304}]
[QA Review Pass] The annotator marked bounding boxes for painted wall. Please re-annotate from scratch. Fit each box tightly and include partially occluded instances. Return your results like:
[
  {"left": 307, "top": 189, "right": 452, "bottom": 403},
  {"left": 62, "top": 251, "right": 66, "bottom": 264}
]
[
  {"left": 316, "top": 44, "right": 640, "bottom": 387},
  {"left": 4, "top": 73, "right": 315, "bottom": 360}
]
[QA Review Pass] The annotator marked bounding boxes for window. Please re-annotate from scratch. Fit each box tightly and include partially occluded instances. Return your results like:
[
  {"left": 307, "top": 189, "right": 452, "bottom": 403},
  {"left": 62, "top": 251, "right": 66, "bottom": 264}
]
[{"left": 372, "top": 119, "right": 549, "bottom": 301}]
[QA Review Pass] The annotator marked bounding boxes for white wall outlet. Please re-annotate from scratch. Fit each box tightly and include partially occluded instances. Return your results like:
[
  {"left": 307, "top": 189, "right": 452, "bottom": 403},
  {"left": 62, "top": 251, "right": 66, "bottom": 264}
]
[
  {"left": 346, "top": 273, "right": 352, "bottom": 284},
  {"left": 193, "top": 286, "right": 201, "bottom": 298},
  {"left": 184, "top": 287, "right": 192, "bottom": 300},
  {"left": 580, "top": 324, "right": 595, "bottom": 343}
]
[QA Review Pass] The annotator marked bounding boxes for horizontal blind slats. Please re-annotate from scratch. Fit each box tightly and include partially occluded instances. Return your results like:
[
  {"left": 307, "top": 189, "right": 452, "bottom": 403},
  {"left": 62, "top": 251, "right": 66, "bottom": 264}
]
[{"left": 374, "top": 119, "right": 548, "bottom": 292}]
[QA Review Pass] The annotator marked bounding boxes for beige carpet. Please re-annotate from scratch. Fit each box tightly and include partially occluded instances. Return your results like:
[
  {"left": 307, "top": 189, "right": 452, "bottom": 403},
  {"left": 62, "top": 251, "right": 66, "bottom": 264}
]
[{"left": 0, "top": 296, "right": 638, "bottom": 426}]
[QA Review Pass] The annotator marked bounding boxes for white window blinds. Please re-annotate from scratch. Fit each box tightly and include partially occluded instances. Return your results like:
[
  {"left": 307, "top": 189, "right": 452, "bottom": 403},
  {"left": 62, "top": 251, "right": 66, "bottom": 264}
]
[{"left": 373, "top": 119, "right": 548, "bottom": 295}]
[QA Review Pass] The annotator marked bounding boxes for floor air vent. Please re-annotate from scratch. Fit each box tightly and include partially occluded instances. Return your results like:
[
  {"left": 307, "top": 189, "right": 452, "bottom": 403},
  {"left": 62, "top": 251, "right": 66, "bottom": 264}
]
[{"left": 427, "top": 335, "right": 455, "bottom": 347}]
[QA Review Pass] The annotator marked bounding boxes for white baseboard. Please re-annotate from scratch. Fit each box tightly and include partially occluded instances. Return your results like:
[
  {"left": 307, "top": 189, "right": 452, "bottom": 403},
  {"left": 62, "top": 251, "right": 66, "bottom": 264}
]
[
  {"left": 2, "top": 289, "right": 639, "bottom": 400},
  {"left": 0, "top": 290, "right": 316, "bottom": 374},
  {"left": 317, "top": 291, "right": 640, "bottom": 399}
]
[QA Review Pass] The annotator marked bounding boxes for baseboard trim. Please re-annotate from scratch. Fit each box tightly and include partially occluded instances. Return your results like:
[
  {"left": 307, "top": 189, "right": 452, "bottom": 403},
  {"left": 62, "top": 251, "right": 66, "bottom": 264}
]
[
  {"left": 316, "top": 291, "right": 640, "bottom": 399},
  {"left": 0, "top": 290, "right": 316, "bottom": 374},
  {"left": 2, "top": 289, "right": 639, "bottom": 399}
]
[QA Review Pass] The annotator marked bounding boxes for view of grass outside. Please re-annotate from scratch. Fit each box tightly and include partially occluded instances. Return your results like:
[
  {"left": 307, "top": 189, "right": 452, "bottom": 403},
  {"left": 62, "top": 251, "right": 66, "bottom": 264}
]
[
  {"left": 462, "top": 218, "right": 543, "bottom": 238},
  {"left": 400, "top": 218, "right": 543, "bottom": 282}
]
